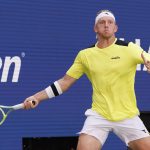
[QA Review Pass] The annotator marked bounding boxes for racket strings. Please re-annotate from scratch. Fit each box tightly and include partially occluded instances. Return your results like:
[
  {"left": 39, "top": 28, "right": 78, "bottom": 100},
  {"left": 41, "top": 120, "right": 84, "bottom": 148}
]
[{"left": 0, "top": 103, "right": 24, "bottom": 125}]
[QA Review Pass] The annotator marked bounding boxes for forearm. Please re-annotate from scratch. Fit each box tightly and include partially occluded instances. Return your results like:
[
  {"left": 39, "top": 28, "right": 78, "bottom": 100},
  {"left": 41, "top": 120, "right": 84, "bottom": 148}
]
[
  {"left": 24, "top": 75, "right": 76, "bottom": 109},
  {"left": 33, "top": 75, "right": 75, "bottom": 102},
  {"left": 33, "top": 90, "right": 49, "bottom": 103},
  {"left": 24, "top": 80, "right": 64, "bottom": 109},
  {"left": 57, "top": 76, "right": 74, "bottom": 92},
  {"left": 33, "top": 79, "right": 67, "bottom": 103},
  {"left": 32, "top": 80, "right": 64, "bottom": 103}
]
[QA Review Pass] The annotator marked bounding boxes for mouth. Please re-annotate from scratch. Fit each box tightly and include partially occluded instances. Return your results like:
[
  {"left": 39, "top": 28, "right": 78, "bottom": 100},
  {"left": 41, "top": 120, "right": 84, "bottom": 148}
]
[
  {"left": 104, "top": 28, "right": 109, "bottom": 31},
  {"left": 104, "top": 29, "right": 109, "bottom": 32}
]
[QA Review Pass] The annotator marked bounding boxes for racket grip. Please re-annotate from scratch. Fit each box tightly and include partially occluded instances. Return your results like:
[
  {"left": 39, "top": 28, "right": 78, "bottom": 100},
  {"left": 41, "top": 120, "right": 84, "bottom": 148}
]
[
  {"left": 12, "top": 103, "right": 24, "bottom": 110},
  {"left": 30, "top": 100, "right": 38, "bottom": 108}
]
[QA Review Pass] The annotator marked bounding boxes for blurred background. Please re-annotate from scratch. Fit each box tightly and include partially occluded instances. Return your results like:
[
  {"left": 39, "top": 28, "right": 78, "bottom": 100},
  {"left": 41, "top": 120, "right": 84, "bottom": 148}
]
[{"left": 0, "top": 0, "right": 149, "bottom": 149}]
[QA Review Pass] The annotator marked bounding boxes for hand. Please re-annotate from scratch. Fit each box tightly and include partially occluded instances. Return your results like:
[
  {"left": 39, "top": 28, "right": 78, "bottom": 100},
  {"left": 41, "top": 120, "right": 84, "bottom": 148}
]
[
  {"left": 141, "top": 52, "right": 150, "bottom": 73},
  {"left": 23, "top": 96, "right": 39, "bottom": 109}
]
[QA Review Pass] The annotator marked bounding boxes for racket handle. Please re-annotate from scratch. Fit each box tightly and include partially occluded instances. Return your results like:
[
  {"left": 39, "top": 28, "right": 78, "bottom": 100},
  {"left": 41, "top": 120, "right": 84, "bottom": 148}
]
[
  {"left": 30, "top": 100, "right": 38, "bottom": 108},
  {"left": 12, "top": 103, "right": 24, "bottom": 110}
]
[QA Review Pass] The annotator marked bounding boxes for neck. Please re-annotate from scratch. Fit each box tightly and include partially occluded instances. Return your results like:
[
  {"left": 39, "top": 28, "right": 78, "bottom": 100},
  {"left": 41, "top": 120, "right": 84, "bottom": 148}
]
[{"left": 97, "top": 36, "right": 116, "bottom": 49}]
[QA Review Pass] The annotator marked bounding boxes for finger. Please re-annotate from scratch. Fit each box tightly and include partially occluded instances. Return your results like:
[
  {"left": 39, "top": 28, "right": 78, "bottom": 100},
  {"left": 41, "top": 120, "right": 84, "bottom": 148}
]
[
  {"left": 147, "top": 69, "right": 150, "bottom": 74},
  {"left": 24, "top": 99, "right": 34, "bottom": 109},
  {"left": 23, "top": 101, "right": 32, "bottom": 109},
  {"left": 145, "top": 64, "right": 150, "bottom": 68},
  {"left": 23, "top": 96, "right": 39, "bottom": 109},
  {"left": 141, "top": 52, "right": 148, "bottom": 64},
  {"left": 29, "top": 99, "right": 38, "bottom": 108},
  {"left": 147, "top": 60, "right": 150, "bottom": 64},
  {"left": 29, "top": 96, "right": 39, "bottom": 108},
  {"left": 144, "top": 61, "right": 150, "bottom": 69}
]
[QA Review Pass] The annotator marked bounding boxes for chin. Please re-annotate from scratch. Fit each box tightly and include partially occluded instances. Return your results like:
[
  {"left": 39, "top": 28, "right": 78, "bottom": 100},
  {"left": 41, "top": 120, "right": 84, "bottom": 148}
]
[{"left": 102, "top": 35, "right": 113, "bottom": 39}]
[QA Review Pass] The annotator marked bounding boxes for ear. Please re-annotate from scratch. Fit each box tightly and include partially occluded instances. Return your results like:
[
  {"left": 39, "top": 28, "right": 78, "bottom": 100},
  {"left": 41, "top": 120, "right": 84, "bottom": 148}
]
[
  {"left": 114, "top": 24, "right": 118, "bottom": 33},
  {"left": 94, "top": 25, "right": 98, "bottom": 33}
]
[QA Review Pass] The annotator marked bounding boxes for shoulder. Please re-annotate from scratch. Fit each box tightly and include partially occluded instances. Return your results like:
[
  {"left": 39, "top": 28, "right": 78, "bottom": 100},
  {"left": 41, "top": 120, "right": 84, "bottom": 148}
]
[
  {"left": 127, "top": 42, "right": 143, "bottom": 53},
  {"left": 79, "top": 44, "right": 96, "bottom": 54},
  {"left": 115, "top": 39, "right": 129, "bottom": 46},
  {"left": 74, "top": 44, "right": 96, "bottom": 61},
  {"left": 115, "top": 39, "right": 142, "bottom": 50}
]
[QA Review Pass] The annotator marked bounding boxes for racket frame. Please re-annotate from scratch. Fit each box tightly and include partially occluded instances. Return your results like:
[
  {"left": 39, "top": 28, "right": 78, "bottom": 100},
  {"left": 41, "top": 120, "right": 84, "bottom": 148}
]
[{"left": 0, "top": 103, "right": 24, "bottom": 125}]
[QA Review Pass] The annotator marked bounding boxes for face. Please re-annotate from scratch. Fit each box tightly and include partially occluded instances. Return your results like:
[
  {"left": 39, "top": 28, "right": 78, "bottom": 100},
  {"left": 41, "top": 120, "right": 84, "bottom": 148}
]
[{"left": 94, "top": 16, "right": 118, "bottom": 39}]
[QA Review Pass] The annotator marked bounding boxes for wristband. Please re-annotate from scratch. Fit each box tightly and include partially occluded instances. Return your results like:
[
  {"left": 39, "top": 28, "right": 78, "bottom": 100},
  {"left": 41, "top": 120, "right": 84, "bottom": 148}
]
[{"left": 45, "top": 81, "right": 63, "bottom": 98}]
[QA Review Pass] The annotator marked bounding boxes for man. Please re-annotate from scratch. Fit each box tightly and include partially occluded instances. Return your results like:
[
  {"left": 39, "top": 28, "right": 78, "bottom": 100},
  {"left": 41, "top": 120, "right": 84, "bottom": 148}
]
[{"left": 24, "top": 10, "right": 150, "bottom": 150}]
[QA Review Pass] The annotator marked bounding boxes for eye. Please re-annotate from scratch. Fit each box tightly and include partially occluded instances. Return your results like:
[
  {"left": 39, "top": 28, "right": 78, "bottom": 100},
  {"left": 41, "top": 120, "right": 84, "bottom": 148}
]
[
  {"left": 108, "top": 21, "right": 113, "bottom": 24},
  {"left": 99, "top": 20, "right": 105, "bottom": 24},
  {"left": 108, "top": 20, "right": 114, "bottom": 24}
]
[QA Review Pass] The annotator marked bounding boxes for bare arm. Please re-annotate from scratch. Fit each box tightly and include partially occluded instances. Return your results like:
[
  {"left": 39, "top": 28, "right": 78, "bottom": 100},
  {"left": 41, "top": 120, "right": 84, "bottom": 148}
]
[
  {"left": 57, "top": 74, "right": 77, "bottom": 92},
  {"left": 23, "top": 74, "right": 77, "bottom": 109},
  {"left": 141, "top": 52, "right": 150, "bottom": 73}
]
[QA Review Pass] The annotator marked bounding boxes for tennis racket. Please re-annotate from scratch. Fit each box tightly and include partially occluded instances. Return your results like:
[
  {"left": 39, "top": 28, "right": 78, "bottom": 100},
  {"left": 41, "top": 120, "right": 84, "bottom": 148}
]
[{"left": 0, "top": 100, "right": 36, "bottom": 125}]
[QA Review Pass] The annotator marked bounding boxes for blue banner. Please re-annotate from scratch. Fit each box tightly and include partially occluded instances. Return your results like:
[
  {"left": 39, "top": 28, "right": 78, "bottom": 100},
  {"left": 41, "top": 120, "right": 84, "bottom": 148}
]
[{"left": 0, "top": 0, "right": 149, "bottom": 149}]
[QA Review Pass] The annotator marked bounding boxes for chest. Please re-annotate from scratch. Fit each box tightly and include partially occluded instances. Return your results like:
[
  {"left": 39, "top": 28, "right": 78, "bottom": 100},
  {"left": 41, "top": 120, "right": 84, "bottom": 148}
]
[{"left": 84, "top": 50, "right": 133, "bottom": 75}]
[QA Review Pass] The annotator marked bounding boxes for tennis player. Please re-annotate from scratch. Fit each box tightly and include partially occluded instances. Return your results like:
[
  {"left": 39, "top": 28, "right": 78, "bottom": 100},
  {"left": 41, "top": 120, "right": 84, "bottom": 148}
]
[{"left": 23, "top": 10, "right": 150, "bottom": 150}]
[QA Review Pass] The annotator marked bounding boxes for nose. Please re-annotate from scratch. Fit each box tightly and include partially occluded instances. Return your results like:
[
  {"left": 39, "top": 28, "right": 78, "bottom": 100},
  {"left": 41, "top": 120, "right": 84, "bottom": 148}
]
[{"left": 105, "top": 22, "right": 109, "bottom": 27}]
